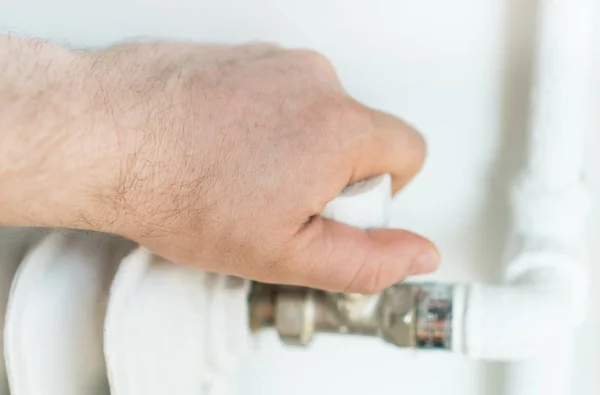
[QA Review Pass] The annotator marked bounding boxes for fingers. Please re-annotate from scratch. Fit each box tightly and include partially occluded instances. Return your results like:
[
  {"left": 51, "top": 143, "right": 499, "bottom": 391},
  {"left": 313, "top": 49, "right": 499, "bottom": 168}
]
[
  {"left": 268, "top": 98, "right": 432, "bottom": 293},
  {"left": 280, "top": 217, "right": 439, "bottom": 293},
  {"left": 349, "top": 105, "right": 427, "bottom": 194}
]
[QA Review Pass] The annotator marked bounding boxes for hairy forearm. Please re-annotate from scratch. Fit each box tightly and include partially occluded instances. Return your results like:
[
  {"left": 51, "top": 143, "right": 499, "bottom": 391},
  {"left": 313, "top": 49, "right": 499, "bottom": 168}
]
[
  {"left": 0, "top": 37, "right": 438, "bottom": 292},
  {"left": 0, "top": 36, "right": 117, "bottom": 230}
]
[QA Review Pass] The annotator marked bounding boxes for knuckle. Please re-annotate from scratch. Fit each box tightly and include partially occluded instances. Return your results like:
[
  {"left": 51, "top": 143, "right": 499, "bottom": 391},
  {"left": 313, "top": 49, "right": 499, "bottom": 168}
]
[
  {"left": 318, "top": 99, "right": 370, "bottom": 151},
  {"left": 296, "top": 97, "right": 369, "bottom": 174},
  {"left": 339, "top": 98, "right": 372, "bottom": 131},
  {"left": 317, "top": 96, "right": 362, "bottom": 128},
  {"left": 289, "top": 49, "right": 336, "bottom": 75}
]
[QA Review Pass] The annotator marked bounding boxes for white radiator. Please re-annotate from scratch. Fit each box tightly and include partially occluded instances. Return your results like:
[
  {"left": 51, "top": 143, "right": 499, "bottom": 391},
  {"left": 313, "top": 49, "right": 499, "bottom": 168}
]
[{"left": 0, "top": 228, "right": 252, "bottom": 395}]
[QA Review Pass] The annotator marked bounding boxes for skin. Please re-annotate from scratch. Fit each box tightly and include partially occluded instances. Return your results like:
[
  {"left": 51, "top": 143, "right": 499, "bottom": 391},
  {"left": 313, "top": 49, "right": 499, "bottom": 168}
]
[{"left": 0, "top": 36, "right": 439, "bottom": 293}]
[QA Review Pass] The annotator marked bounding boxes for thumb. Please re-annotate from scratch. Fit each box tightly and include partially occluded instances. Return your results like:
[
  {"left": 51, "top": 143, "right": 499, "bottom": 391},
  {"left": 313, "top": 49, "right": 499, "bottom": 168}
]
[{"left": 286, "top": 217, "right": 439, "bottom": 293}]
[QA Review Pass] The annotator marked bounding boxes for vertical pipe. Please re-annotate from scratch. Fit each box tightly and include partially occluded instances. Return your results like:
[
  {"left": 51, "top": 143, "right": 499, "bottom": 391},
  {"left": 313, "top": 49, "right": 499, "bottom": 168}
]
[
  {"left": 526, "top": 0, "right": 596, "bottom": 189},
  {"left": 506, "top": 338, "right": 574, "bottom": 395},
  {"left": 505, "top": 0, "right": 596, "bottom": 394}
]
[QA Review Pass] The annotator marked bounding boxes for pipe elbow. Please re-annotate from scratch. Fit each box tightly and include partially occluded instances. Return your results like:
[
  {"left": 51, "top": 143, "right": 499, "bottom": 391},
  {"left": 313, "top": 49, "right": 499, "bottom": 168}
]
[{"left": 464, "top": 250, "right": 588, "bottom": 360}]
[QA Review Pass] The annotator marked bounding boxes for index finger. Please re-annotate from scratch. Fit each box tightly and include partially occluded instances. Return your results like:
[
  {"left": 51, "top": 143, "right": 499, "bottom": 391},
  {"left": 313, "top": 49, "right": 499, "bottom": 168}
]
[{"left": 349, "top": 104, "right": 427, "bottom": 194}]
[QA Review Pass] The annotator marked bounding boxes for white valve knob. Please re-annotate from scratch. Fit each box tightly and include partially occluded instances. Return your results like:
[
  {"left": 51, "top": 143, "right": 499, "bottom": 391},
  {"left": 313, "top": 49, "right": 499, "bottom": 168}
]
[{"left": 320, "top": 174, "right": 392, "bottom": 229}]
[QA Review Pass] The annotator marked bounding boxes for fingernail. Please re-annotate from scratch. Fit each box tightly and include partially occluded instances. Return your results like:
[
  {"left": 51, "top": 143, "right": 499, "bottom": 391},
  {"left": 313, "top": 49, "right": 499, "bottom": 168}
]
[{"left": 411, "top": 249, "right": 439, "bottom": 275}]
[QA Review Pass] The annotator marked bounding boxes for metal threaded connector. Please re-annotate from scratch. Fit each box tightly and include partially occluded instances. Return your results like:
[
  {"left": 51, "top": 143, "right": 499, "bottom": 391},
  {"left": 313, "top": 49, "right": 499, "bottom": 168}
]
[{"left": 249, "top": 282, "right": 455, "bottom": 350}]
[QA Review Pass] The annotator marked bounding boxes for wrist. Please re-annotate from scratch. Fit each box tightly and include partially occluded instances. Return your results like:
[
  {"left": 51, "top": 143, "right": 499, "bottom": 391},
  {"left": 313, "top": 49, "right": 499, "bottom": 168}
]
[{"left": 0, "top": 38, "right": 123, "bottom": 233}]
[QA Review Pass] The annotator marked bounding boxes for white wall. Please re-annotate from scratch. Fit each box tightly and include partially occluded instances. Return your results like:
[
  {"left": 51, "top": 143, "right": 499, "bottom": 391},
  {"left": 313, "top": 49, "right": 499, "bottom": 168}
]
[{"left": 1, "top": 0, "right": 598, "bottom": 394}]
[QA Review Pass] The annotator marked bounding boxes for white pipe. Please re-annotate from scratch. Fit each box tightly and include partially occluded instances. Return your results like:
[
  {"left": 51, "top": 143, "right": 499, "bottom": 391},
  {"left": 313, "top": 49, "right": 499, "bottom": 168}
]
[
  {"left": 503, "top": 1, "right": 596, "bottom": 394},
  {"left": 526, "top": 0, "right": 595, "bottom": 190},
  {"left": 463, "top": 1, "right": 595, "bottom": 395}
]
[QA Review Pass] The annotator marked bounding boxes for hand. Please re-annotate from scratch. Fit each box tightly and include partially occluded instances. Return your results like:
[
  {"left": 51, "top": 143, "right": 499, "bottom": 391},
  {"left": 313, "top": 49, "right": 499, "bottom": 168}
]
[{"left": 1, "top": 39, "right": 438, "bottom": 293}]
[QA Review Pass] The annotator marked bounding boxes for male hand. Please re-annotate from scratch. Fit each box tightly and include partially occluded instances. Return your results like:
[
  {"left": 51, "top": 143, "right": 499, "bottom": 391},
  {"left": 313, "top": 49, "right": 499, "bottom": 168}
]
[{"left": 1, "top": 39, "right": 438, "bottom": 292}]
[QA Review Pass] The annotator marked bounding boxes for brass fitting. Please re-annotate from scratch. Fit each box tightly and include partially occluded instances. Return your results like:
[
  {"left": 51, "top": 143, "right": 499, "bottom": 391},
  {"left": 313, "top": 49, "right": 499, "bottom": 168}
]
[{"left": 249, "top": 282, "right": 456, "bottom": 350}]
